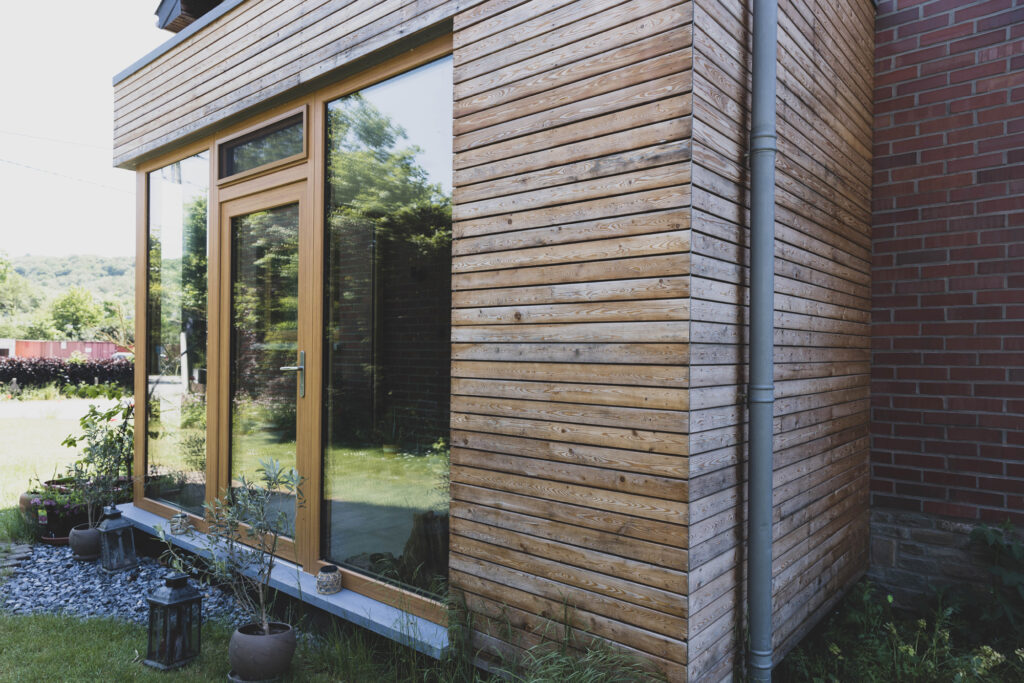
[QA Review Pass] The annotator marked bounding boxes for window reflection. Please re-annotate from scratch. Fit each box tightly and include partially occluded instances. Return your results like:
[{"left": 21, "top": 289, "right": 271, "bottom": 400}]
[
  {"left": 145, "top": 153, "right": 209, "bottom": 515},
  {"left": 220, "top": 114, "right": 304, "bottom": 178},
  {"left": 230, "top": 203, "right": 300, "bottom": 534},
  {"left": 322, "top": 57, "right": 453, "bottom": 597}
]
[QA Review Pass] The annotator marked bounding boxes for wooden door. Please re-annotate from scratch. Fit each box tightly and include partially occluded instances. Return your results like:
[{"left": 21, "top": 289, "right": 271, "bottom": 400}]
[{"left": 216, "top": 176, "right": 317, "bottom": 565}]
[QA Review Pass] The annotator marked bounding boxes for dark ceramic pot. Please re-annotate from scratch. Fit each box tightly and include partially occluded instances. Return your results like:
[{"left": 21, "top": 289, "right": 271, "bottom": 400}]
[
  {"left": 38, "top": 534, "right": 69, "bottom": 546},
  {"left": 69, "top": 523, "right": 101, "bottom": 561},
  {"left": 228, "top": 622, "right": 296, "bottom": 681}
]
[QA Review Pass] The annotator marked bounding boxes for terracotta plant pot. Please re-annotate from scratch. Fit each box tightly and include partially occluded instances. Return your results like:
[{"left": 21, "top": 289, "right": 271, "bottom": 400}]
[
  {"left": 228, "top": 622, "right": 296, "bottom": 681},
  {"left": 69, "top": 524, "right": 101, "bottom": 561}
]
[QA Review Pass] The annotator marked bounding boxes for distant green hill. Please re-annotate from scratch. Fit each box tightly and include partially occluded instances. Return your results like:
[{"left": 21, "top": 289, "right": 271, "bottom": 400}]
[{"left": 12, "top": 255, "right": 134, "bottom": 305}]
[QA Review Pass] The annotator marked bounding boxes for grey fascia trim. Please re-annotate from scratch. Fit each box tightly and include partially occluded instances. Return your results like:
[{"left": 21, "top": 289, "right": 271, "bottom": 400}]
[
  {"left": 113, "top": 0, "right": 248, "bottom": 86},
  {"left": 116, "top": 503, "right": 449, "bottom": 658}
]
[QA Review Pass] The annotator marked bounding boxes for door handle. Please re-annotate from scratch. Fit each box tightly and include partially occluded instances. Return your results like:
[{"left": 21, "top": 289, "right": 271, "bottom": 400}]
[{"left": 280, "top": 350, "right": 305, "bottom": 398}]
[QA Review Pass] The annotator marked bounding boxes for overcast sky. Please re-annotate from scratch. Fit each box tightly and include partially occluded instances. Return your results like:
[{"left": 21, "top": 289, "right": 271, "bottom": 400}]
[{"left": 0, "top": 2, "right": 169, "bottom": 259}]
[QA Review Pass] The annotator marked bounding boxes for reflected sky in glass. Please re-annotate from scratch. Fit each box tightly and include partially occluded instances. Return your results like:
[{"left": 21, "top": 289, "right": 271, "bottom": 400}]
[{"left": 356, "top": 56, "right": 453, "bottom": 194}]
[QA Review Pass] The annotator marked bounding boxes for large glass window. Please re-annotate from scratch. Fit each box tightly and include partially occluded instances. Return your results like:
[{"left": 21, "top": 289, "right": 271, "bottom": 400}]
[
  {"left": 145, "top": 152, "right": 209, "bottom": 515},
  {"left": 322, "top": 57, "right": 453, "bottom": 597}
]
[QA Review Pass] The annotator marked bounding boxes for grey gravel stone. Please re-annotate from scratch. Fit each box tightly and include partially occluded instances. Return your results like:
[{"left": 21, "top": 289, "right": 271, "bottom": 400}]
[{"left": 0, "top": 543, "right": 248, "bottom": 626}]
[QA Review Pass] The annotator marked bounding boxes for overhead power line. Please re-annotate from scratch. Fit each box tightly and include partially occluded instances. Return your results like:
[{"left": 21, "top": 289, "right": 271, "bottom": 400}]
[
  {"left": 0, "top": 157, "right": 132, "bottom": 195},
  {"left": 0, "top": 128, "right": 109, "bottom": 151}
]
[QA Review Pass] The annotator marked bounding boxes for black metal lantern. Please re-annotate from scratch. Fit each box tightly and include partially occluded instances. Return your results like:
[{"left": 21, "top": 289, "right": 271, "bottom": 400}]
[
  {"left": 144, "top": 573, "right": 202, "bottom": 670},
  {"left": 97, "top": 505, "right": 138, "bottom": 573}
]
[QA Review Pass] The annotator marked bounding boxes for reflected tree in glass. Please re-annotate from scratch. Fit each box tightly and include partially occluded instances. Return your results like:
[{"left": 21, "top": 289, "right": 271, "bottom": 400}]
[
  {"left": 222, "top": 114, "right": 303, "bottom": 178},
  {"left": 145, "top": 153, "right": 209, "bottom": 516},
  {"left": 230, "top": 204, "right": 300, "bottom": 533},
  {"left": 322, "top": 58, "right": 453, "bottom": 597}
]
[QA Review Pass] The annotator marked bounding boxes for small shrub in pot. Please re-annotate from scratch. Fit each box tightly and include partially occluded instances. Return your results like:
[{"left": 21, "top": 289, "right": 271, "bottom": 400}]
[{"left": 162, "top": 458, "right": 302, "bottom": 681}]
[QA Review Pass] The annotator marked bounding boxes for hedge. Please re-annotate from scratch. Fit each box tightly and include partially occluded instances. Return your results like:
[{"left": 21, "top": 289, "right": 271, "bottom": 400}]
[{"left": 0, "top": 357, "right": 133, "bottom": 389}]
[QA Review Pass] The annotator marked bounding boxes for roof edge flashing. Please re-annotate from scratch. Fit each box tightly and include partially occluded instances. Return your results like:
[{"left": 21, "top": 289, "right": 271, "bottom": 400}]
[{"left": 114, "top": 0, "right": 247, "bottom": 86}]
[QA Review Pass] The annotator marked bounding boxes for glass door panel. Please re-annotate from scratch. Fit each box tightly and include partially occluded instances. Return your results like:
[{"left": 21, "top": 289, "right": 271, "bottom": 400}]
[{"left": 229, "top": 201, "right": 301, "bottom": 536}]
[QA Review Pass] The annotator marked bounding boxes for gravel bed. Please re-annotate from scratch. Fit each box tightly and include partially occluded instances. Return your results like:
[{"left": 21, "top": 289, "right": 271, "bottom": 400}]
[{"left": 0, "top": 543, "right": 248, "bottom": 626}]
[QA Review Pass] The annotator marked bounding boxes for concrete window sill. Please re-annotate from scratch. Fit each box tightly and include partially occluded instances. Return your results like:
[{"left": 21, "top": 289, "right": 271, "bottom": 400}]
[{"left": 116, "top": 503, "right": 448, "bottom": 658}]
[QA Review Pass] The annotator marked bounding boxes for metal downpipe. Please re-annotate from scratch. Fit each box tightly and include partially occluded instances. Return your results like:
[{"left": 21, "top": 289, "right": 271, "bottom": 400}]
[{"left": 748, "top": 0, "right": 778, "bottom": 681}]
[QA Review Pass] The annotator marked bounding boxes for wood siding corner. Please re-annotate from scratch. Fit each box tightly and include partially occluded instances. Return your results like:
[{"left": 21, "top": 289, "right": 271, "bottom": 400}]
[{"left": 450, "top": 0, "right": 694, "bottom": 678}]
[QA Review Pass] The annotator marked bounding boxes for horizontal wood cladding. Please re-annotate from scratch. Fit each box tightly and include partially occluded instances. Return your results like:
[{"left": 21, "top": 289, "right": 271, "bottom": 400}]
[
  {"left": 113, "top": 0, "right": 476, "bottom": 167},
  {"left": 450, "top": 0, "right": 692, "bottom": 676},
  {"left": 684, "top": 0, "right": 873, "bottom": 680}
]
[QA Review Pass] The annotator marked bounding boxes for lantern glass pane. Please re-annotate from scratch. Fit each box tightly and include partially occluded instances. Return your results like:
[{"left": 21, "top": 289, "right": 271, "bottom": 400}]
[
  {"left": 189, "top": 602, "right": 201, "bottom": 656},
  {"left": 150, "top": 608, "right": 166, "bottom": 662}
]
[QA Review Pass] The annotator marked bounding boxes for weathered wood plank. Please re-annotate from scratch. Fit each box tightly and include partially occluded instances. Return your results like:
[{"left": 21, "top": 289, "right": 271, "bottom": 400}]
[
  {"left": 455, "top": 186, "right": 690, "bottom": 239},
  {"left": 454, "top": 163, "right": 690, "bottom": 222},
  {"left": 454, "top": 232, "right": 690, "bottom": 273},
  {"left": 454, "top": 71, "right": 692, "bottom": 154},
  {"left": 455, "top": 48, "right": 693, "bottom": 136},
  {"left": 450, "top": 566, "right": 689, "bottom": 663},
  {"left": 451, "top": 376, "right": 689, "bottom": 411},
  {"left": 455, "top": 5, "right": 690, "bottom": 112},
  {"left": 456, "top": 109, "right": 691, "bottom": 186},
  {"left": 451, "top": 412, "right": 689, "bottom": 456},
  {"left": 450, "top": 361, "right": 689, "bottom": 387},
  {"left": 451, "top": 446, "right": 686, "bottom": 498},
  {"left": 452, "top": 482, "right": 688, "bottom": 548},
  {"left": 452, "top": 299, "right": 689, "bottom": 325},
  {"left": 460, "top": 589, "right": 686, "bottom": 680},
  {"left": 452, "top": 518, "right": 688, "bottom": 602},
  {"left": 452, "top": 276, "right": 690, "bottom": 308},
  {"left": 454, "top": 141, "right": 689, "bottom": 207},
  {"left": 452, "top": 394, "right": 687, "bottom": 434},
  {"left": 450, "top": 500, "right": 687, "bottom": 568},
  {"left": 451, "top": 321, "right": 689, "bottom": 344},
  {"left": 451, "top": 430, "right": 687, "bottom": 478},
  {"left": 453, "top": 253, "right": 689, "bottom": 292},
  {"left": 450, "top": 342, "right": 688, "bottom": 365}
]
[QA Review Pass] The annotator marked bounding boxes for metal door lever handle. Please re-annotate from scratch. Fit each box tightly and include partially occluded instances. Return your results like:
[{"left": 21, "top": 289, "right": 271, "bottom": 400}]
[{"left": 280, "top": 350, "right": 305, "bottom": 398}]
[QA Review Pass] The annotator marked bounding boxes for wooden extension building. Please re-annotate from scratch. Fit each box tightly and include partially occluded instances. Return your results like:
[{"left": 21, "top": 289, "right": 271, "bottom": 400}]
[{"left": 116, "top": 0, "right": 873, "bottom": 679}]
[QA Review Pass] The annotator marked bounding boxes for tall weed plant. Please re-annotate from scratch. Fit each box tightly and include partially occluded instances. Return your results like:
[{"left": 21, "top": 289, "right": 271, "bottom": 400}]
[
  {"left": 971, "top": 523, "right": 1024, "bottom": 632},
  {"left": 778, "top": 581, "right": 1024, "bottom": 682}
]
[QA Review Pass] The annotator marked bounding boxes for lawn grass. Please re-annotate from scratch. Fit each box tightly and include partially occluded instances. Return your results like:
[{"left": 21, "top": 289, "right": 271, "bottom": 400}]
[
  {"left": 0, "top": 612, "right": 479, "bottom": 682},
  {"left": 0, "top": 507, "right": 33, "bottom": 545},
  {"left": 0, "top": 614, "right": 236, "bottom": 681},
  {"left": 0, "top": 398, "right": 101, "bottom": 507},
  {"left": 0, "top": 609, "right": 657, "bottom": 682}
]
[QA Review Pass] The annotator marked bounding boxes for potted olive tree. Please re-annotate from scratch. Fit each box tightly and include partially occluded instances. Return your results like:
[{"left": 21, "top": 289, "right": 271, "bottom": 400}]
[
  {"left": 65, "top": 399, "right": 134, "bottom": 561},
  {"left": 162, "top": 459, "right": 301, "bottom": 681}
]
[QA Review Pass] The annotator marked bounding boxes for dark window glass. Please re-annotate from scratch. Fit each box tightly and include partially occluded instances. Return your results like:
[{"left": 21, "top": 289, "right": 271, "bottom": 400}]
[
  {"left": 220, "top": 114, "right": 303, "bottom": 178},
  {"left": 322, "top": 57, "right": 453, "bottom": 598},
  {"left": 145, "top": 152, "right": 209, "bottom": 515}
]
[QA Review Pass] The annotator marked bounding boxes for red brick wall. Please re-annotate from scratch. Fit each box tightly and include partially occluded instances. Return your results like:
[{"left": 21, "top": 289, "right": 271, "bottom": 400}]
[{"left": 872, "top": 0, "right": 1024, "bottom": 525}]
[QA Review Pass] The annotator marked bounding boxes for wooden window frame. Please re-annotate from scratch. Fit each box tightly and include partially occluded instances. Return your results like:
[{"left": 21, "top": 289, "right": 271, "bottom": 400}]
[{"left": 134, "top": 33, "right": 452, "bottom": 627}]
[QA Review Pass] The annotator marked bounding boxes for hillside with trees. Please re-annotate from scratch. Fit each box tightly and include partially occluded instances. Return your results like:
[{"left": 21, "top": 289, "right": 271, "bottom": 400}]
[{"left": 0, "top": 254, "right": 134, "bottom": 347}]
